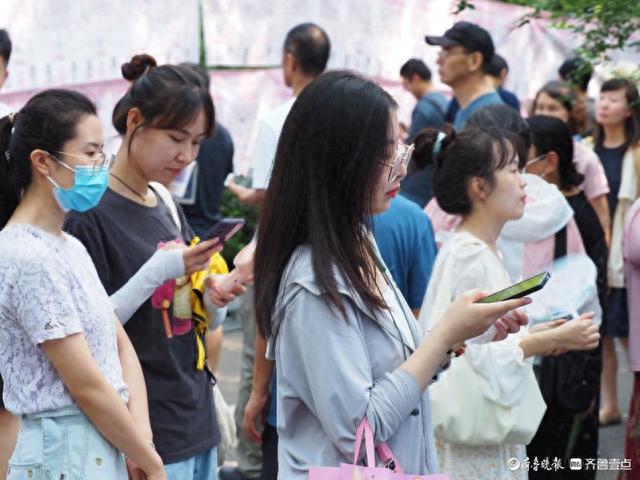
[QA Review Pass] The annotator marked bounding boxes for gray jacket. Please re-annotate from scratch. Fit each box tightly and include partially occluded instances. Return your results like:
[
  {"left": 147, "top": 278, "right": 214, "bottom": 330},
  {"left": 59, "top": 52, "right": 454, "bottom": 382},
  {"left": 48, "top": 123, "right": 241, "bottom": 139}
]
[{"left": 266, "top": 245, "right": 440, "bottom": 479}]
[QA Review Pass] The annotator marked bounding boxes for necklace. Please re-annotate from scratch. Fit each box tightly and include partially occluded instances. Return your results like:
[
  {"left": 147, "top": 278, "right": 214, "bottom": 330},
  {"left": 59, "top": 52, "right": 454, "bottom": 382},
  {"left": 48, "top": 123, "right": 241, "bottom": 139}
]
[{"left": 109, "top": 172, "right": 147, "bottom": 202}]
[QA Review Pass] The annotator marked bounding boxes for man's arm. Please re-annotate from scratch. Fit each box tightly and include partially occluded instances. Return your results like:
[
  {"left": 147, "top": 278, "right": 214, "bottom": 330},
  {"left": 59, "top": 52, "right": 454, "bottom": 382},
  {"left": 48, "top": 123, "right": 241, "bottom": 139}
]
[
  {"left": 242, "top": 331, "right": 274, "bottom": 443},
  {"left": 227, "top": 180, "right": 267, "bottom": 206}
]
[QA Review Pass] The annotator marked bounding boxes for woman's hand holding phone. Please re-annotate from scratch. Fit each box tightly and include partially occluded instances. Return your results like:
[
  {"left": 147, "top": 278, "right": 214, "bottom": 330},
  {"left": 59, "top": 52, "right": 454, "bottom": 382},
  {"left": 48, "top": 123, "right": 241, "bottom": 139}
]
[
  {"left": 182, "top": 239, "right": 223, "bottom": 276},
  {"left": 435, "top": 290, "right": 532, "bottom": 347}
]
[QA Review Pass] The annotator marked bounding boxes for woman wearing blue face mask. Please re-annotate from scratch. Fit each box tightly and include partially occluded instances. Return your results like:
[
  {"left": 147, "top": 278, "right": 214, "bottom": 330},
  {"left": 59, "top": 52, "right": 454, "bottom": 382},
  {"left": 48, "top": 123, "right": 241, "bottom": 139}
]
[{"left": 0, "top": 90, "right": 167, "bottom": 479}]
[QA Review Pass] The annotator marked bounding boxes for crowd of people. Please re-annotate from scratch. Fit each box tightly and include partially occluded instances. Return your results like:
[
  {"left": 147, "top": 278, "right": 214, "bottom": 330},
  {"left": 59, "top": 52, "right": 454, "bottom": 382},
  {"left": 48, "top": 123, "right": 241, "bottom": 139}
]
[{"left": 0, "top": 15, "right": 638, "bottom": 480}]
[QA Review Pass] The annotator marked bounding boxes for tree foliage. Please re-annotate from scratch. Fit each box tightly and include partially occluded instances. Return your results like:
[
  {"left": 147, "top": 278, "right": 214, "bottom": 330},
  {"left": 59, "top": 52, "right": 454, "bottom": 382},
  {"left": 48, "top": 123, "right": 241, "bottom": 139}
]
[{"left": 457, "top": 0, "right": 640, "bottom": 65}]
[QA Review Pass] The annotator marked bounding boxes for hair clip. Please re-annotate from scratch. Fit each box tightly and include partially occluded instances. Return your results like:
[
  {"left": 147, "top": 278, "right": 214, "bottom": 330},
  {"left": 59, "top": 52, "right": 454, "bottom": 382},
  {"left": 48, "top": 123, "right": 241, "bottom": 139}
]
[{"left": 433, "top": 131, "right": 447, "bottom": 159}]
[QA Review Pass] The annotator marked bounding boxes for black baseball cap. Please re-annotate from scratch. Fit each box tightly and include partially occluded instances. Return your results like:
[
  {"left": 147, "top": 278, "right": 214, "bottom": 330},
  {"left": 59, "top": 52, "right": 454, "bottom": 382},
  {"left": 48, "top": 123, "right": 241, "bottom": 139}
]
[{"left": 425, "top": 21, "right": 495, "bottom": 65}]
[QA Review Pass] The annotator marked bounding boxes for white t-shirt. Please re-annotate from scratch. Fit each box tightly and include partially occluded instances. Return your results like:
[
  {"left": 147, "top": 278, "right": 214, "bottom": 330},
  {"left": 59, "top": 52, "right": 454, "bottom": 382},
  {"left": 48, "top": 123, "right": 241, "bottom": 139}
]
[
  {"left": 0, "top": 224, "right": 128, "bottom": 414},
  {"left": 250, "top": 97, "right": 296, "bottom": 190}
]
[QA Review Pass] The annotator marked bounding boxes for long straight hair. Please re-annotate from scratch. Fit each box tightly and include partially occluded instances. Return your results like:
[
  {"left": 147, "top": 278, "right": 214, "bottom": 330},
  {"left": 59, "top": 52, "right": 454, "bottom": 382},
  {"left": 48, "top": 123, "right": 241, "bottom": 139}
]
[{"left": 253, "top": 70, "right": 397, "bottom": 339}]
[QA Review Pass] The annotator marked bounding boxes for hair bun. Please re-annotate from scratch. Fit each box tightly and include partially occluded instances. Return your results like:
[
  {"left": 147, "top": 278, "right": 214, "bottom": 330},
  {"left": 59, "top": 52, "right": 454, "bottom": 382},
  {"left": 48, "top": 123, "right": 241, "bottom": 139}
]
[{"left": 121, "top": 54, "right": 158, "bottom": 81}]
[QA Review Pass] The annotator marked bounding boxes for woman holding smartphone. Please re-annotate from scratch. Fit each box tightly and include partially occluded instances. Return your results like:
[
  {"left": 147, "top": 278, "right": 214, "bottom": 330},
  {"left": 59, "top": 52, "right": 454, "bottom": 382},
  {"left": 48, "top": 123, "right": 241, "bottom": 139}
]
[
  {"left": 0, "top": 90, "right": 165, "bottom": 479},
  {"left": 252, "top": 70, "right": 531, "bottom": 479},
  {"left": 418, "top": 124, "right": 600, "bottom": 480},
  {"left": 64, "top": 55, "right": 237, "bottom": 480}
]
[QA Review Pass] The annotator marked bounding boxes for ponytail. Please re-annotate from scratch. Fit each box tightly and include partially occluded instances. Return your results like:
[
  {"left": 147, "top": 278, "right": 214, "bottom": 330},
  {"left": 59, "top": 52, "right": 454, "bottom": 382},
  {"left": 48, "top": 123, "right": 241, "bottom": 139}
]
[
  {"left": 0, "top": 113, "right": 20, "bottom": 228},
  {"left": 411, "top": 124, "right": 456, "bottom": 170}
]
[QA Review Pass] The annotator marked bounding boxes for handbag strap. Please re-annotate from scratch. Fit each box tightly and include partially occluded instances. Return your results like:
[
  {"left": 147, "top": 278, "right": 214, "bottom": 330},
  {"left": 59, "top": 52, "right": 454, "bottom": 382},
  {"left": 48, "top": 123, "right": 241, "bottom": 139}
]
[
  {"left": 354, "top": 418, "right": 405, "bottom": 473},
  {"left": 554, "top": 225, "right": 567, "bottom": 260},
  {"left": 354, "top": 418, "right": 375, "bottom": 467},
  {"left": 150, "top": 181, "right": 182, "bottom": 231},
  {"left": 375, "top": 442, "right": 405, "bottom": 474}
]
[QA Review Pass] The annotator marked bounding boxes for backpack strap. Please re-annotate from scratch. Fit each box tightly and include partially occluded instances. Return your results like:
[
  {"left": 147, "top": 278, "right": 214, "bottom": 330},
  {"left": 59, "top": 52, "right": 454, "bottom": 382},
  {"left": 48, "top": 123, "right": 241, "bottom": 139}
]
[
  {"left": 554, "top": 225, "right": 568, "bottom": 260},
  {"left": 150, "top": 181, "right": 181, "bottom": 231}
]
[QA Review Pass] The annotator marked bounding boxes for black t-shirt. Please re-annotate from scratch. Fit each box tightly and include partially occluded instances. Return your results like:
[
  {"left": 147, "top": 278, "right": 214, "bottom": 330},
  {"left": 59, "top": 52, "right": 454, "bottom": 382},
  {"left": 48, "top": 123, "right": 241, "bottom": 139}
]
[
  {"left": 180, "top": 123, "right": 234, "bottom": 237},
  {"left": 566, "top": 191, "right": 609, "bottom": 306},
  {"left": 594, "top": 143, "right": 628, "bottom": 218},
  {"left": 64, "top": 187, "right": 220, "bottom": 464}
]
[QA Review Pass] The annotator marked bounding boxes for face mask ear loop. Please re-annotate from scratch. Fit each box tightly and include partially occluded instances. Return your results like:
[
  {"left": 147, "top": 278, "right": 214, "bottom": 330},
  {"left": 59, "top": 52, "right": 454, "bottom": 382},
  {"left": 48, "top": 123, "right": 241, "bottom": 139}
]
[{"left": 46, "top": 175, "right": 62, "bottom": 189}]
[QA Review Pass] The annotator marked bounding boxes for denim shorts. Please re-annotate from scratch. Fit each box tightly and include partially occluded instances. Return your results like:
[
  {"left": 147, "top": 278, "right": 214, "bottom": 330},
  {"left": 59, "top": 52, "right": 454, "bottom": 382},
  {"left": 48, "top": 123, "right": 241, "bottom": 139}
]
[
  {"left": 164, "top": 446, "right": 217, "bottom": 480},
  {"left": 8, "top": 406, "right": 128, "bottom": 480}
]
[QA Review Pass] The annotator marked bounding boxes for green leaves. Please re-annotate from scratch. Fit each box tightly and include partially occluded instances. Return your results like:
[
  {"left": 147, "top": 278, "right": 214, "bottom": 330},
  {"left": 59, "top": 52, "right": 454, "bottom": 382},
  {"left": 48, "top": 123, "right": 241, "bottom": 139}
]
[{"left": 455, "top": 0, "right": 640, "bottom": 72}]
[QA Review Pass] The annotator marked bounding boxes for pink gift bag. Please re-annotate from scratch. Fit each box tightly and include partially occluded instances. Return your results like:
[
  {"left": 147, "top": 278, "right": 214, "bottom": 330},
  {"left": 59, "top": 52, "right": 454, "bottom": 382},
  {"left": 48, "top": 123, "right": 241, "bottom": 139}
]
[{"left": 308, "top": 418, "right": 451, "bottom": 480}]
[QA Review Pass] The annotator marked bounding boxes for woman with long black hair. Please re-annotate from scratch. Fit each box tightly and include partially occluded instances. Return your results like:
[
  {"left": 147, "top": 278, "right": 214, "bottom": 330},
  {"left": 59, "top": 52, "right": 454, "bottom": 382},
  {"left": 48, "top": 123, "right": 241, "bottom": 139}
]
[{"left": 252, "top": 70, "right": 530, "bottom": 479}]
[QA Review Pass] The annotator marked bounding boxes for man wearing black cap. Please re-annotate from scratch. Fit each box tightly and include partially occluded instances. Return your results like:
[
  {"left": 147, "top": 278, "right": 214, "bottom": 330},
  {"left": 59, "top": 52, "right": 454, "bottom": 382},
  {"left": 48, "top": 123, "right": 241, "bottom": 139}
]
[{"left": 425, "top": 21, "right": 504, "bottom": 129}]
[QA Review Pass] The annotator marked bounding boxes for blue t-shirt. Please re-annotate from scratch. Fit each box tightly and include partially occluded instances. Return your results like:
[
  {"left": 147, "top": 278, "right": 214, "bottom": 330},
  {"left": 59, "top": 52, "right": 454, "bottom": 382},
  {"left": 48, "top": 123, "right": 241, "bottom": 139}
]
[
  {"left": 408, "top": 92, "right": 447, "bottom": 142},
  {"left": 400, "top": 164, "right": 433, "bottom": 209},
  {"left": 371, "top": 195, "right": 437, "bottom": 309},
  {"left": 451, "top": 91, "right": 505, "bottom": 130},
  {"left": 446, "top": 88, "right": 519, "bottom": 123},
  {"left": 267, "top": 372, "right": 277, "bottom": 427}
]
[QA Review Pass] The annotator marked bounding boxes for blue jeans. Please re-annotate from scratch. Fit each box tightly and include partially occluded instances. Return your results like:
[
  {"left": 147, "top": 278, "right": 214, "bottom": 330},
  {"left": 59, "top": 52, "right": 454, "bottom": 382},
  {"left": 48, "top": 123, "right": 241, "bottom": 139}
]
[
  {"left": 8, "top": 406, "right": 128, "bottom": 479},
  {"left": 164, "top": 447, "right": 218, "bottom": 480}
]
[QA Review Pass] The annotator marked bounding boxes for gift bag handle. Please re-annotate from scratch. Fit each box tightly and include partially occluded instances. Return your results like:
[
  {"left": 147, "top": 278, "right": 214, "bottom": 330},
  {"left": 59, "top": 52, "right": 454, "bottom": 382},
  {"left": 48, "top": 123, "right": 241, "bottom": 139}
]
[
  {"left": 354, "top": 418, "right": 405, "bottom": 473},
  {"left": 354, "top": 417, "right": 376, "bottom": 467}
]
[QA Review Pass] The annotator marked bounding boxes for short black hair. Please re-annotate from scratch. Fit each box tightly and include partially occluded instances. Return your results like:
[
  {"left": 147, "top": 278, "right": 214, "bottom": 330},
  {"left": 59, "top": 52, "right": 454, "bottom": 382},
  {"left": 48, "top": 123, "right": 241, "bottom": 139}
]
[
  {"left": 485, "top": 54, "right": 508, "bottom": 78},
  {"left": 0, "top": 29, "right": 11, "bottom": 65},
  {"left": 595, "top": 78, "right": 640, "bottom": 147},
  {"left": 558, "top": 57, "right": 593, "bottom": 92},
  {"left": 283, "top": 23, "right": 330, "bottom": 77},
  {"left": 400, "top": 59, "right": 432, "bottom": 82}
]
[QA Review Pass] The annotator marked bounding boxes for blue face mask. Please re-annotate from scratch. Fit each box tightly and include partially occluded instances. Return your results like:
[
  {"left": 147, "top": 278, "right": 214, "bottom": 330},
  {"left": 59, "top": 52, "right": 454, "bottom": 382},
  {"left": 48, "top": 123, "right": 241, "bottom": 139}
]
[{"left": 47, "top": 161, "right": 109, "bottom": 212}]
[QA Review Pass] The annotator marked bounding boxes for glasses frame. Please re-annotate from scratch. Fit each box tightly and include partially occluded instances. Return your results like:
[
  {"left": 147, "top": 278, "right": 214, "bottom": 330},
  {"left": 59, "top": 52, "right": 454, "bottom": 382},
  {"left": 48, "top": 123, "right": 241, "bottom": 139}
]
[
  {"left": 380, "top": 142, "right": 415, "bottom": 182},
  {"left": 51, "top": 150, "right": 114, "bottom": 173}
]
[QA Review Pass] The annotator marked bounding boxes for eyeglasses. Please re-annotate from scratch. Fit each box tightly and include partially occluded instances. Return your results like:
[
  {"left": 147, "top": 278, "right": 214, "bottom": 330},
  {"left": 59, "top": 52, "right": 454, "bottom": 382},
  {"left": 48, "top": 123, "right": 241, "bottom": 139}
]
[
  {"left": 50, "top": 151, "right": 114, "bottom": 173},
  {"left": 380, "top": 142, "right": 414, "bottom": 182}
]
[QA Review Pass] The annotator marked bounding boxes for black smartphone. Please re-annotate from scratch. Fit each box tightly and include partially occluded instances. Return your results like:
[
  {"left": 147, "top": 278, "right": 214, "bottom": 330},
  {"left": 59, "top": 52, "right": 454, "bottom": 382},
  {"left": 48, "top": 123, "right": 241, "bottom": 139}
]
[
  {"left": 201, "top": 218, "right": 245, "bottom": 244},
  {"left": 477, "top": 272, "right": 550, "bottom": 304}
]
